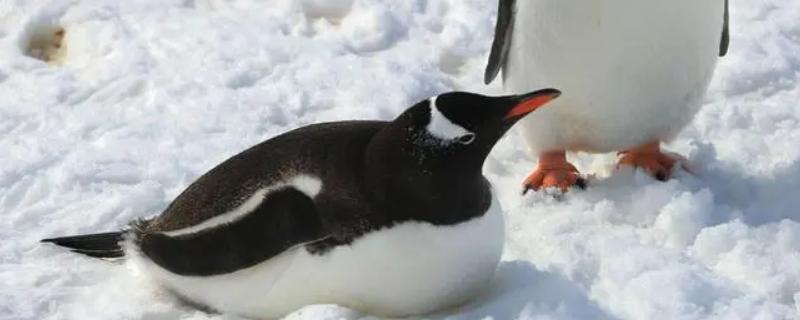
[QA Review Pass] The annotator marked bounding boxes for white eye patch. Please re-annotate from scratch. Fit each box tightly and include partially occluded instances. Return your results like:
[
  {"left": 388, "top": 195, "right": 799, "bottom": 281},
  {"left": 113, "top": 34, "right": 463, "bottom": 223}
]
[{"left": 426, "top": 97, "right": 474, "bottom": 143}]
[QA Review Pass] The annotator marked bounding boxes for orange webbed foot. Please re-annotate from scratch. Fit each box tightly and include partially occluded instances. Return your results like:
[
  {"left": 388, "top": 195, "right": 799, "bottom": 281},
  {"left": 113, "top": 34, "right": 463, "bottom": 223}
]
[
  {"left": 522, "top": 151, "right": 585, "bottom": 194},
  {"left": 616, "top": 141, "right": 688, "bottom": 181}
]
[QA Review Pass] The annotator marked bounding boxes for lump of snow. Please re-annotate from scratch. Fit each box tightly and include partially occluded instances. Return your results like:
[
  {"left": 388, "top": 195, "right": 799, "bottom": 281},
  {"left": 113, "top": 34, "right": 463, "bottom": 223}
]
[
  {"left": 23, "top": 25, "right": 66, "bottom": 64},
  {"left": 301, "top": 0, "right": 354, "bottom": 22}
]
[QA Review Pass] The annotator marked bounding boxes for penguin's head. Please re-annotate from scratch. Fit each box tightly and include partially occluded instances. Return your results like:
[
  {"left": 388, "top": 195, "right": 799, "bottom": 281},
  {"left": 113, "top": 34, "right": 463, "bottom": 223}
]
[
  {"left": 370, "top": 88, "right": 561, "bottom": 174},
  {"left": 416, "top": 88, "right": 561, "bottom": 151}
]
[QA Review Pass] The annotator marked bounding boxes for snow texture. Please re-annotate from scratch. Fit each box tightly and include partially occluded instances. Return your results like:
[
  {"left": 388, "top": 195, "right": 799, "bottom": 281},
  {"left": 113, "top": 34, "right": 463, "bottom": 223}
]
[{"left": 1, "top": 0, "right": 798, "bottom": 319}]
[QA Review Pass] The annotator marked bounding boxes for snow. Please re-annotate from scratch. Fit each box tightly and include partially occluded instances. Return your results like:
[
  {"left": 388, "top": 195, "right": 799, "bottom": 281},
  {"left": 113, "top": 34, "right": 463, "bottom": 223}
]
[{"left": 0, "top": 0, "right": 798, "bottom": 319}]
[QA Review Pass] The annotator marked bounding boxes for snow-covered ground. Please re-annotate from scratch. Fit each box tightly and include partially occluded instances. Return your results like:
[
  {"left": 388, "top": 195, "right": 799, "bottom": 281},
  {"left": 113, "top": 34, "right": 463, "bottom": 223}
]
[{"left": 1, "top": 0, "right": 799, "bottom": 319}]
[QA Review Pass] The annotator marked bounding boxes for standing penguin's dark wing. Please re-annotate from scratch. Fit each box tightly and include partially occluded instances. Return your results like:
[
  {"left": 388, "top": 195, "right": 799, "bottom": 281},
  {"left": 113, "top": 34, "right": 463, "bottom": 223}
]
[
  {"left": 137, "top": 187, "right": 328, "bottom": 276},
  {"left": 719, "top": 0, "right": 730, "bottom": 56},
  {"left": 484, "top": 0, "right": 516, "bottom": 85}
]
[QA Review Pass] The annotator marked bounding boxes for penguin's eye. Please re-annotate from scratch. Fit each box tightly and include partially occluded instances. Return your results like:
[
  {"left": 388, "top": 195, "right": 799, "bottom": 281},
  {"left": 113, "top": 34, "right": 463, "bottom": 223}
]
[{"left": 456, "top": 133, "right": 476, "bottom": 145}]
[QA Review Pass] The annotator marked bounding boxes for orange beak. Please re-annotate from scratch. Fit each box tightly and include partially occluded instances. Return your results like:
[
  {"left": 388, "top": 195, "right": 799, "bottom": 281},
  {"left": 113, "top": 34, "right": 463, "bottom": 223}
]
[{"left": 504, "top": 89, "right": 561, "bottom": 120}]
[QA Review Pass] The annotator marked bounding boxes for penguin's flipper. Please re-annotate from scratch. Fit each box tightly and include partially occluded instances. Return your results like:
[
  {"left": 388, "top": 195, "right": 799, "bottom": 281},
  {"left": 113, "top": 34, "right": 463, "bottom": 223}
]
[
  {"left": 719, "top": 0, "right": 729, "bottom": 57},
  {"left": 138, "top": 187, "right": 328, "bottom": 277},
  {"left": 484, "top": 0, "right": 516, "bottom": 84},
  {"left": 41, "top": 231, "right": 126, "bottom": 258}
]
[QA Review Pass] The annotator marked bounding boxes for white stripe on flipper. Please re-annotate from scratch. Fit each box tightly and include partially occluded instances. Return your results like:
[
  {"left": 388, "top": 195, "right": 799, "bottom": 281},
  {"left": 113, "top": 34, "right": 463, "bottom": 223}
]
[
  {"left": 161, "top": 175, "right": 322, "bottom": 237},
  {"left": 426, "top": 96, "right": 472, "bottom": 140},
  {"left": 289, "top": 175, "right": 322, "bottom": 198}
]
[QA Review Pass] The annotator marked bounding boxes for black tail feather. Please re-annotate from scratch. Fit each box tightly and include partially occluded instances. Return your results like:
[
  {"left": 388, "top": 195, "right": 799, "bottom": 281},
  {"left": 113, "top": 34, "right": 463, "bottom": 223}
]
[{"left": 41, "top": 231, "right": 126, "bottom": 258}]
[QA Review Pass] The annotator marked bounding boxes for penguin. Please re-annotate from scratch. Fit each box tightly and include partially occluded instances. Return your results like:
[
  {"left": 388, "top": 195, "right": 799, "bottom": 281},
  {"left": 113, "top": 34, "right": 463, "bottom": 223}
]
[
  {"left": 485, "top": 0, "right": 730, "bottom": 192},
  {"left": 42, "top": 88, "right": 561, "bottom": 319}
]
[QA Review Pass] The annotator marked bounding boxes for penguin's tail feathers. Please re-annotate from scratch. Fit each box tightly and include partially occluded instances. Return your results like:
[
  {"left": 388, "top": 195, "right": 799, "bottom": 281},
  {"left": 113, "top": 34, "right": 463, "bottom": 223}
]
[{"left": 41, "top": 231, "right": 126, "bottom": 259}]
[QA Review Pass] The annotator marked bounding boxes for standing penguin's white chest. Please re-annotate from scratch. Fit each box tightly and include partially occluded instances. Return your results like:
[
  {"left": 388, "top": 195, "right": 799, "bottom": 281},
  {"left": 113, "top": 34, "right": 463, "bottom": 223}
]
[
  {"left": 129, "top": 195, "right": 505, "bottom": 319},
  {"left": 506, "top": 0, "right": 725, "bottom": 153}
]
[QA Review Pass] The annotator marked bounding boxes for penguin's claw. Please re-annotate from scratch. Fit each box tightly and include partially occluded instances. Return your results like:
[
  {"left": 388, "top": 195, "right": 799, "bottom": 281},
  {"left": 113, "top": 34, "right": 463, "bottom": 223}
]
[
  {"left": 616, "top": 142, "right": 689, "bottom": 181},
  {"left": 522, "top": 164, "right": 582, "bottom": 194}
]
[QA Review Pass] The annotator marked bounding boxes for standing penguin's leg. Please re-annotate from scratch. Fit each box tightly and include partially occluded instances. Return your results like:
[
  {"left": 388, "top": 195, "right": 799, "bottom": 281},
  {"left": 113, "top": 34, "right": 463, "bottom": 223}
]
[
  {"left": 617, "top": 141, "right": 687, "bottom": 181},
  {"left": 523, "top": 151, "right": 583, "bottom": 194}
]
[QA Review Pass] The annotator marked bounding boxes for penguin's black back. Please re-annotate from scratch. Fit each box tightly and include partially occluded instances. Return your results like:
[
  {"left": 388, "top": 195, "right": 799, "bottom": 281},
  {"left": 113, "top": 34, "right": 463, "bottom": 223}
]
[{"left": 147, "top": 121, "right": 385, "bottom": 233}]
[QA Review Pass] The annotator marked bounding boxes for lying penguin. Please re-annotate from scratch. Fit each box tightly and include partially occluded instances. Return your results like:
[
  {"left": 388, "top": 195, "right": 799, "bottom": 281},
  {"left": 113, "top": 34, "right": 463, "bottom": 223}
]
[
  {"left": 485, "top": 0, "right": 730, "bottom": 192},
  {"left": 42, "top": 88, "right": 561, "bottom": 319}
]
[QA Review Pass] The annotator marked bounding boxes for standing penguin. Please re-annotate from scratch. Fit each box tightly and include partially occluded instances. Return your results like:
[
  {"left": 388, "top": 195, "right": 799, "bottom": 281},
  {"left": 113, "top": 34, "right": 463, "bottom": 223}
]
[
  {"left": 42, "top": 89, "right": 561, "bottom": 318},
  {"left": 485, "top": 0, "right": 730, "bottom": 192}
]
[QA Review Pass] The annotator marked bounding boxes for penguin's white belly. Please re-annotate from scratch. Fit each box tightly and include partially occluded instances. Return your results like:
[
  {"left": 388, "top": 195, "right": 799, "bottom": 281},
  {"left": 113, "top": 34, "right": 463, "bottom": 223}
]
[
  {"left": 506, "top": 0, "right": 724, "bottom": 153},
  {"left": 131, "top": 197, "right": 505, "bottom": 319}
]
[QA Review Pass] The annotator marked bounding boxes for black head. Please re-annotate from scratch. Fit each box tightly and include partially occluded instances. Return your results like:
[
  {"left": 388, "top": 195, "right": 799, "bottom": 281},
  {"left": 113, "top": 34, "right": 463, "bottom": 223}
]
[
  {"left": 382, "top": 88, "right": 560, "bottom": 169},
  {"left": 365, "top": 88, "right": 559, "bottom": 185}
]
